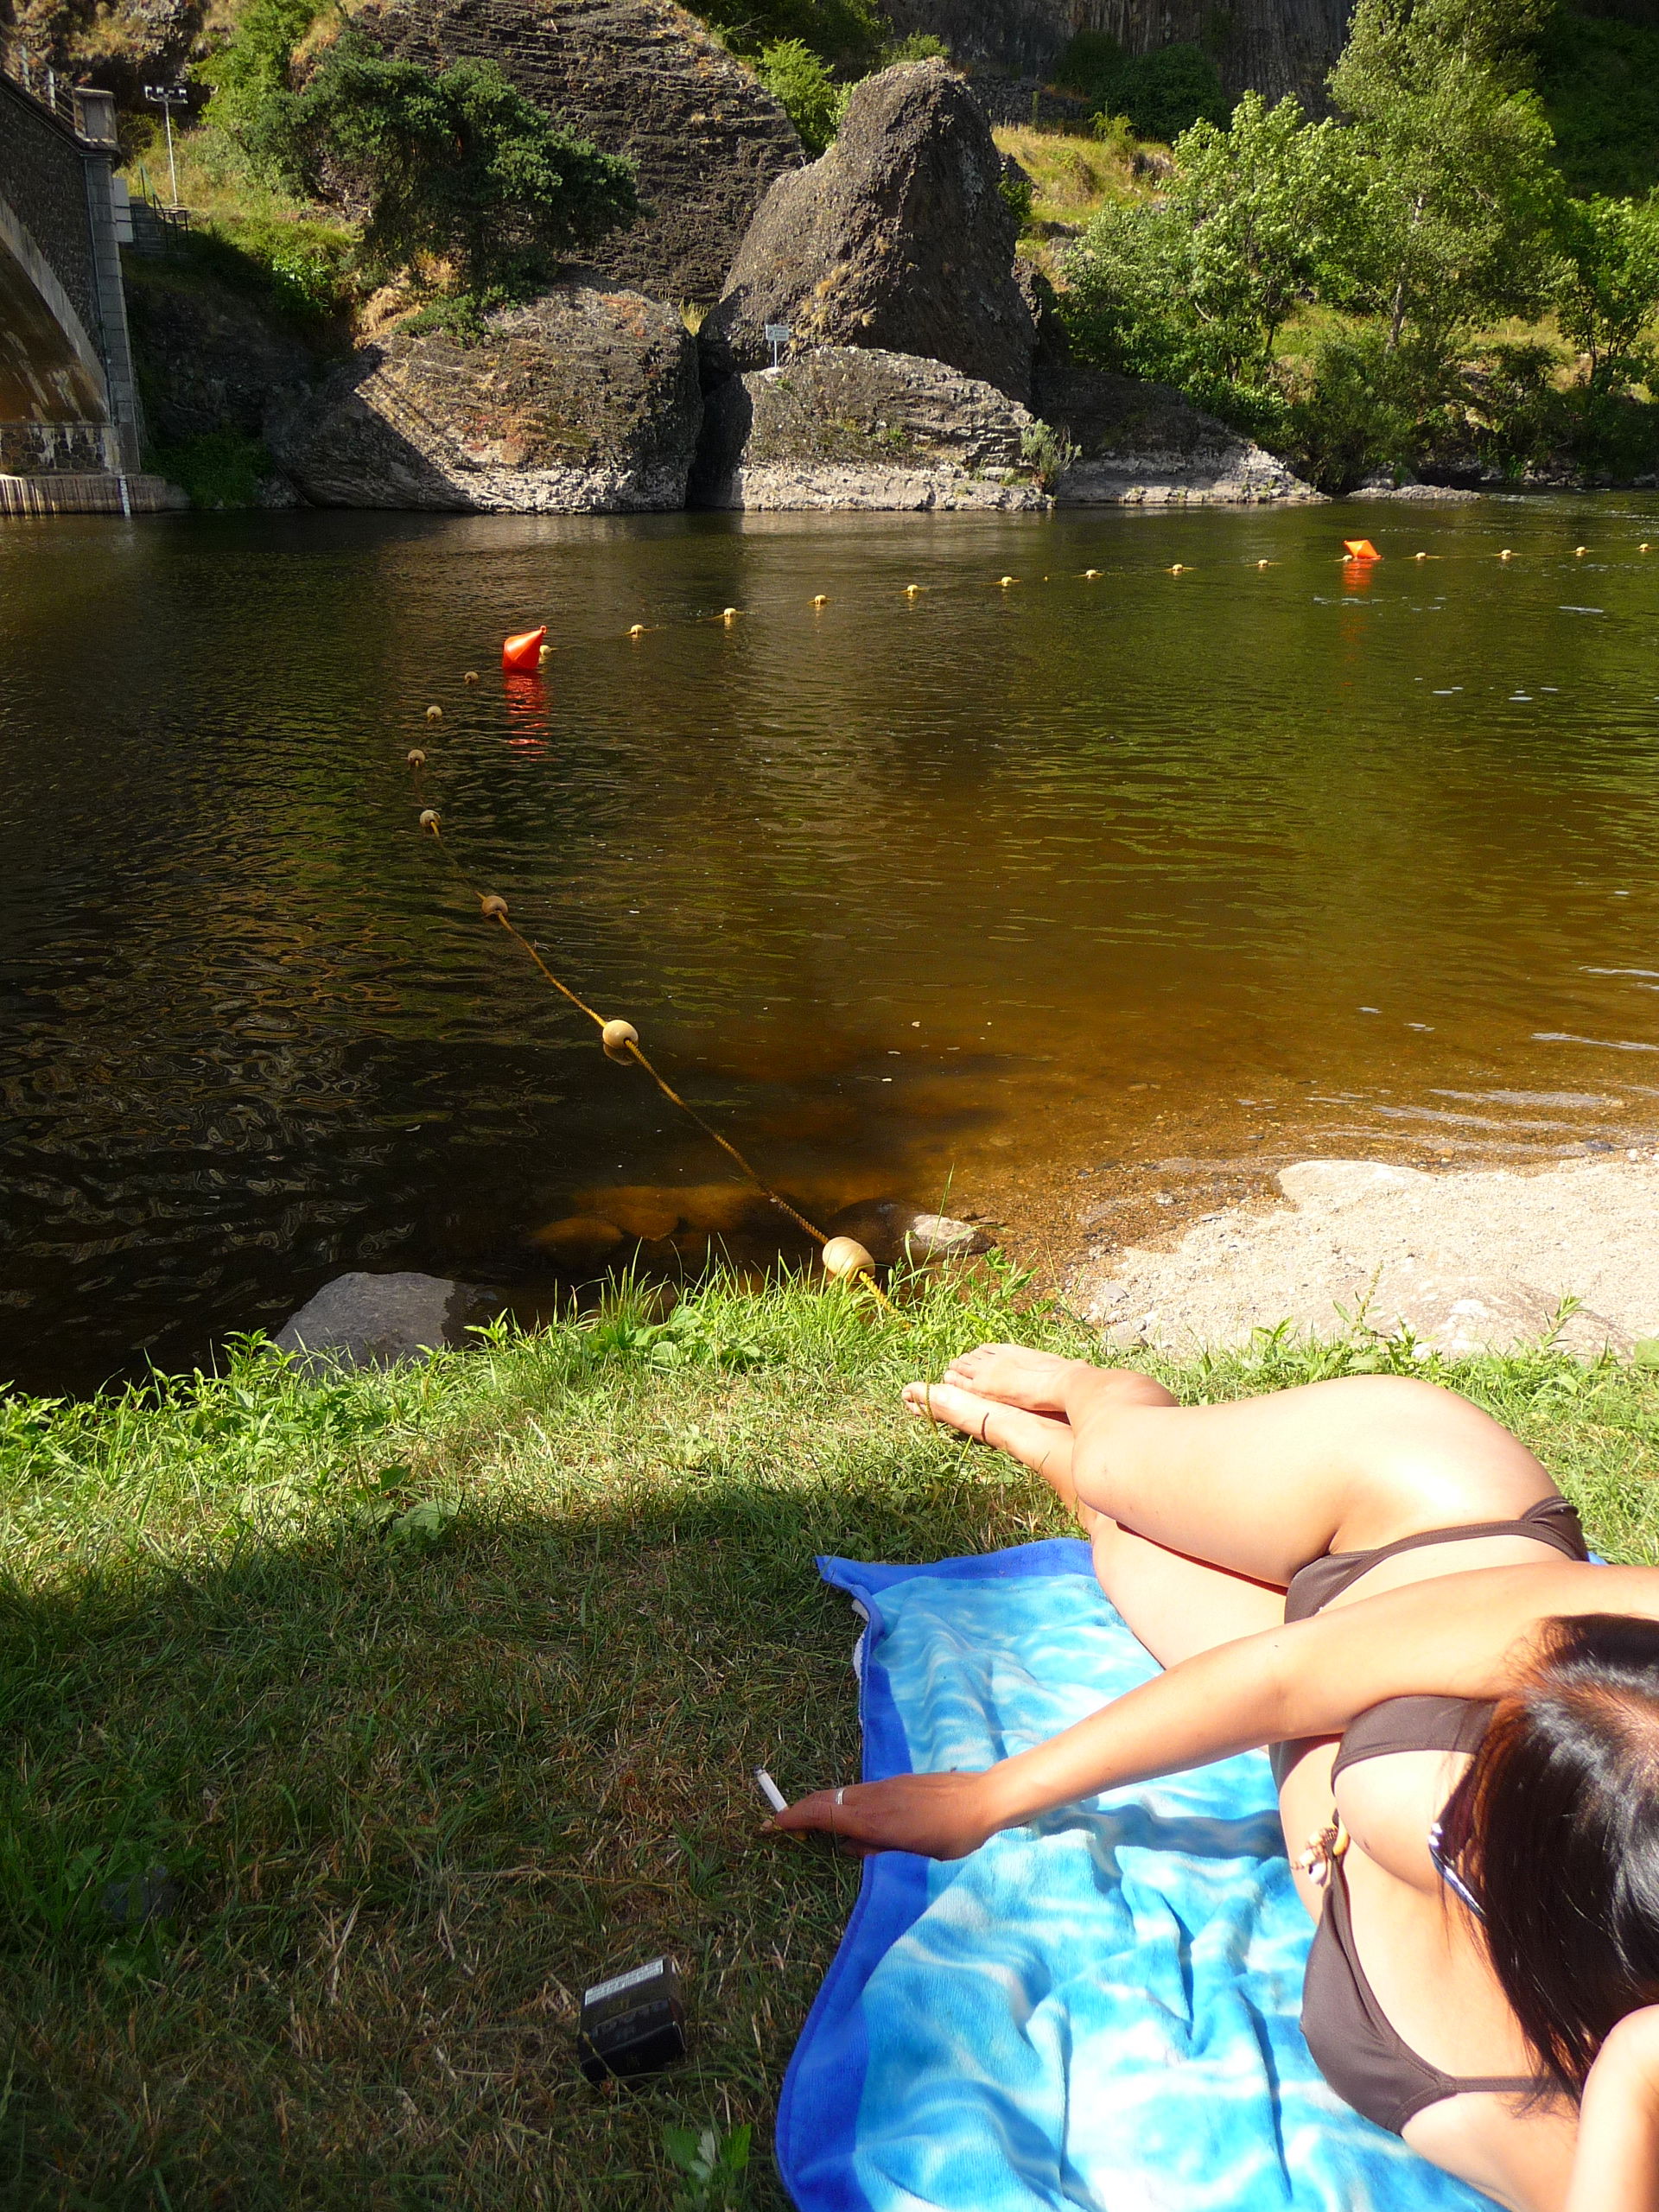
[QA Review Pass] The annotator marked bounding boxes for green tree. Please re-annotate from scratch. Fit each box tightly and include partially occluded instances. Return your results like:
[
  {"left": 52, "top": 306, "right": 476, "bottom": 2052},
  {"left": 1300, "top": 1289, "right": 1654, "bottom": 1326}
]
[
  {"left": 1062, "top": 93, "right": 1344, "bottom": 421},
  {"left": 755, "top": 37, "right": 846, "bottom": 154},
  {"left": 1325, "top": 0, "right": 1564, "bottom": 355},
  {"left": 1555, "top": 191, "right": 1659, "bottom": 381},
  {"left": 281, "top": 46, "right": 639, "bottom": 295},
  {"left": 195, "top": 0, "right": 325, "bottom": 176}
]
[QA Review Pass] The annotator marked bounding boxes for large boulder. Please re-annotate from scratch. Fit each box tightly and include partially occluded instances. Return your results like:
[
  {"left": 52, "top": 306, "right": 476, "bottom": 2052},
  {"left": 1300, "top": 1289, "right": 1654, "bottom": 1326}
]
[
  {"left": 701, "top": 60, "right": 1038, "bottom": 404},
  {"left": 352, "top": 0, "right": 803, "bottom": 303},
  {"left": 1037, "top": 364, "right": 1320, "bottom": 505},
  {"left": 268, "top": 283, "right": 702, "bottom": 512},
  {"left": 690, "top": 346, "right": 1050, "bottom": 511}
]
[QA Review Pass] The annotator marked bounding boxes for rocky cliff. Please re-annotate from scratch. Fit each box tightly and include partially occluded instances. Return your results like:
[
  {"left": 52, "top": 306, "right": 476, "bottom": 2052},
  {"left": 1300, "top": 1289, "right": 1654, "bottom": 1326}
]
[
  {"left": 884, "top": 0, "right": 1354, "bottom": 105},
  {"left": 349, "top": 0, "right": 804, "bottom": 303}
]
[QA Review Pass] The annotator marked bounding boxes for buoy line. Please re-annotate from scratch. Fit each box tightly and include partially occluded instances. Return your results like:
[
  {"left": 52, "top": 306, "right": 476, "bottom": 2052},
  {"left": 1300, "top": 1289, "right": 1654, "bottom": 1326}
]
[{"left": 409, "top": 781, "right": 892, "bottom": 1307}]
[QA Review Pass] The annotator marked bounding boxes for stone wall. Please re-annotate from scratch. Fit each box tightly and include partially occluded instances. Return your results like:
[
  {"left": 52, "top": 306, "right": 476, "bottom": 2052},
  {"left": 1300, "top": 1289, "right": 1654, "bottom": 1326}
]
[
  {"left": 0, "top": 74, "right": 99, "bottom": 342},
  {"left": 353, "top": 0, "right": 804, "bottom": 303}
]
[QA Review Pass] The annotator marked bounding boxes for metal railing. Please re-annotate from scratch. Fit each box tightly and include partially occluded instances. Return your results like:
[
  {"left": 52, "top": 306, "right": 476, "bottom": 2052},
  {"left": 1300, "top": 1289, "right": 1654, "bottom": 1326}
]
[{"left": 0, "top": 32, "right": 79, "bottom": 124}]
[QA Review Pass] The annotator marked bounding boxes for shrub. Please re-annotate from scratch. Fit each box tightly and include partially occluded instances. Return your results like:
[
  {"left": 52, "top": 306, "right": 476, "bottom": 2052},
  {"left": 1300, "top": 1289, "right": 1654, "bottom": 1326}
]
[
  {"left": 756, "top": 37, "right": 847, "bottom": 154},
  {"left": 1019, "top": 418, "right": 1079, "bottom": 488},
  {"left": 147, "top": 429, "right": 276, "bottom": 508},
  {"left": 282, "top": 48, "right": 640, "bottom": 295},
  {"left": 998, "top": 157, "right": 1034, "bottom": 230},
  {"left": 1053, "top": 32, "right": 1228, "bottom": 143}
]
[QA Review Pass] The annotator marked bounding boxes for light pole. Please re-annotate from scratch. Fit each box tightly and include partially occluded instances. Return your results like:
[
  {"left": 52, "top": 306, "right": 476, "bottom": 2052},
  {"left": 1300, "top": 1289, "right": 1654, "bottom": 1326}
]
[{"left": 143, "top": 82, "right": 189, "bottom": 208}]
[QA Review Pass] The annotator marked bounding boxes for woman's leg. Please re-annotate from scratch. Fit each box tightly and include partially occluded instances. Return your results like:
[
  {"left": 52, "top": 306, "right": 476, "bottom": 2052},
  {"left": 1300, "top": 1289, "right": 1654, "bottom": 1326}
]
[
  {"left": 911, "top": 1382, "right": 1287, "bottom": 1666},
  {"left": 906, "top": 1349, "right": 1556, "bottom": 1590}
]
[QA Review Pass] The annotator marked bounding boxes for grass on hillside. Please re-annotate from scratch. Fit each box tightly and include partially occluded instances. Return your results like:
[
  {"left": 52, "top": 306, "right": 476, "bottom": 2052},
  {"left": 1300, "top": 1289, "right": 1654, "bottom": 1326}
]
[
  {"left": 2, "top": 1270, "right": 1656, "bottom": 2209},
  {"left": 994, "top": 124, "right": 1149, "bottom": 236}
]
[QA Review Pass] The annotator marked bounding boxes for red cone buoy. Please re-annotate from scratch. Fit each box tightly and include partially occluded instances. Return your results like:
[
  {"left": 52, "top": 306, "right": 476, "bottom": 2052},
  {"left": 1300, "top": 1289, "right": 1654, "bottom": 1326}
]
[
  {"left": 502, "top": 626, "right": 547, "bottom": 672},
  {"left": 1342, "top": 538, "right": 1380, "bottom": 561}
]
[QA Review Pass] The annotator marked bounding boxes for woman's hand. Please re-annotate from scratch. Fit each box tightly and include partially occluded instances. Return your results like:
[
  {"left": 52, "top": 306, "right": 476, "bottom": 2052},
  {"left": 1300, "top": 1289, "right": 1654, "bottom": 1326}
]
[{"left": 766, "top": 1771, "right": 999, "bottom": 1860}]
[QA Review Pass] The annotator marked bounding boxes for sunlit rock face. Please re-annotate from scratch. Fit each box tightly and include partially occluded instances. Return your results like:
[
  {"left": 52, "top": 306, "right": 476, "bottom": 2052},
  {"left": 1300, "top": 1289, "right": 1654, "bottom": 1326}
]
[
  {"left": 691, "top": 346, "right": 1049, "bottom": 511},
  {"left": 268, "top": 283, "right": 702, "bottom": 512},
  {"left": 352, "top": 0, "right": 804, "bottom": 304},
  {"left": 701, "top": 61, "right": 1039, "bottom": 406}
]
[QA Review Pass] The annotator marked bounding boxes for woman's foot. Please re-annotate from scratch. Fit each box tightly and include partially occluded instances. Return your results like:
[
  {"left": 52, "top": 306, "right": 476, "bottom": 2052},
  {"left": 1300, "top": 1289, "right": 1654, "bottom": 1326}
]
[
  {"left": 936, "top": 1343, "right": 1085, "bottom": 1414},
  {"left": 901, "top": 1378, "right": 1077, "bottom": 1497}
]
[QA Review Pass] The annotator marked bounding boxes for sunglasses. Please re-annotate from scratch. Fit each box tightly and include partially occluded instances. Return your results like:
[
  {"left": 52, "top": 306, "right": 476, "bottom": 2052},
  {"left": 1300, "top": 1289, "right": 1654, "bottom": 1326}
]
[{"left": 1428, "top": 1770, "right": 1485, "bottom": 1921}]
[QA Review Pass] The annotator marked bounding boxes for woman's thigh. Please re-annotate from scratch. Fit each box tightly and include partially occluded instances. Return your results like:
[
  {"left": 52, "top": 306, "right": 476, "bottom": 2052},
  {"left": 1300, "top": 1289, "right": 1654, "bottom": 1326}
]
[
  {"left": 1090, "top": 1516, "right": 1286, "bottom": 1668},
  {"left": 1071, "top": 1373, "right": 1557, "bottom": 1586}
]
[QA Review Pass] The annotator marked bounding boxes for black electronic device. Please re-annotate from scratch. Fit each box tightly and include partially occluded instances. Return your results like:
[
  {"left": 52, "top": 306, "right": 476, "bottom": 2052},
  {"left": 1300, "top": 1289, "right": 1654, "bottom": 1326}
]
[{"left": 577, "top": 1956, "right": 687, "bottom": 2083}]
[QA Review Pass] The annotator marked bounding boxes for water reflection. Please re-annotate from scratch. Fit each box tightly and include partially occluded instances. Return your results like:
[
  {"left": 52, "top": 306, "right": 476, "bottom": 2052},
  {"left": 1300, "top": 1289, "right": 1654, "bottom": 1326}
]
[{"left": 0, "top": 499, "right": 1656, "bottom": 1392}]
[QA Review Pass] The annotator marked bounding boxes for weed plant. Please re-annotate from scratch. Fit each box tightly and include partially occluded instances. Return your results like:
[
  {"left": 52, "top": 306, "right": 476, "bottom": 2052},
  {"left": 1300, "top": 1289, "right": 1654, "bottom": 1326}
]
[{"left": 2, "top": 1271, "right": 1655, "bottom": 2205}]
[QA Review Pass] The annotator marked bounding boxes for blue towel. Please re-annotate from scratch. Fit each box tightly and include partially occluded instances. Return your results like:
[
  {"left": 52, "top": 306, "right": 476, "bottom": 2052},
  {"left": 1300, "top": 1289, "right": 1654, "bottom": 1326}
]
[{"left": 775, "top": 1540, "right": 1493, "bottom": 2212}]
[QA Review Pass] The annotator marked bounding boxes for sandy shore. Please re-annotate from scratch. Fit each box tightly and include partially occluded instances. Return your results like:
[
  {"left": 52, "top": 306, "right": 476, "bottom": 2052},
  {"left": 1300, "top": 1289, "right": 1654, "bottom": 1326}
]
[{"left": 1068, "top": 1153, "right": 1659, "bottom": 1358}]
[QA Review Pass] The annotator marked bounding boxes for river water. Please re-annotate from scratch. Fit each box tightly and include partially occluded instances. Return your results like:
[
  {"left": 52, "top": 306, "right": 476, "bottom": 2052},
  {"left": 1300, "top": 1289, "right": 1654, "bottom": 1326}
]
[{"left": 3, "top": 497, "right": 1656, "bottom": 1393}]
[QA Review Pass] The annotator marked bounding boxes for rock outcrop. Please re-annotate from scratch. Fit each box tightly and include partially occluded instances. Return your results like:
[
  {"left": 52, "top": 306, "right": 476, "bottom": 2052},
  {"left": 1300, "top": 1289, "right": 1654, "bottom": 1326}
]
[
  {"left": 1039, "top": 364, "right": 1319, "bottom": 505},
  {"left": 351, "top": 0, "right": 803, "bottom": 303},
  {"left": 692, "top": 346, "right": 1049, "bottom": 510},
  {"left": 123, "top": 260, "right": 321, "bottom": 446},
  {"left": 267, "top": 282, "right": 702, "bottom": 512},
  {"left": 701, "top": 60, "right": 1038, "bottom": 404}
]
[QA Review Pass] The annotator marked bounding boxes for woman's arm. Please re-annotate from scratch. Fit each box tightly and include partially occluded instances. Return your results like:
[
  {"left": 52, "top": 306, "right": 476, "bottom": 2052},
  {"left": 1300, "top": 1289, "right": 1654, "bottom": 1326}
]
[
  {"left": 772, "top": 1560, "right": 1659, "bottom": 1858},
  {"left": 1567, "top": 2008, "right": 1659, "bottom": 2212}
]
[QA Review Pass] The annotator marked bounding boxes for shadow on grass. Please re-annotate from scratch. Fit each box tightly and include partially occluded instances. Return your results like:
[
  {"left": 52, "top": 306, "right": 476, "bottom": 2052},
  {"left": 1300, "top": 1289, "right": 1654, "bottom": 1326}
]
[{"left": 0, "top": 1451, "right": 1050, "bottom": 2210}]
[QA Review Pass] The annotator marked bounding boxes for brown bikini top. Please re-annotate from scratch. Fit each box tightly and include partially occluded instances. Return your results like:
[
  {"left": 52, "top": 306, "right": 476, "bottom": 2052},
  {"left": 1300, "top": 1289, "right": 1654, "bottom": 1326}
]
[{"left": 1284, "top": 1500, "right": 1588, "bottom": 2135}]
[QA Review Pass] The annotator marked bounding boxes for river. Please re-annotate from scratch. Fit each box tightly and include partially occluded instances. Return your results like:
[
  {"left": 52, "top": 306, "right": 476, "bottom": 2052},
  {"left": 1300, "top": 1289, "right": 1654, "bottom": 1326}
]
[{"left": 2, "top": 496, "right": 1656, "bottom": 1393}]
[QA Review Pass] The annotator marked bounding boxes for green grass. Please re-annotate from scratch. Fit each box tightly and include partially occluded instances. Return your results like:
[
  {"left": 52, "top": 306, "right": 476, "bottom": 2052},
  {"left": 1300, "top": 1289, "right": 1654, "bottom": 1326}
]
[{"left": 2, "top": 1273, "right": 1656, "bottom": 2208}]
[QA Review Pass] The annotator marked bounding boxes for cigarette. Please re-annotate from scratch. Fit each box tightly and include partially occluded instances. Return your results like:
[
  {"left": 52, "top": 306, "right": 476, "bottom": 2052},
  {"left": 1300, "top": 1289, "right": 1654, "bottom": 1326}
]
[{"left": 753, "top": 1768, "right": 788, "bottom": 1815}]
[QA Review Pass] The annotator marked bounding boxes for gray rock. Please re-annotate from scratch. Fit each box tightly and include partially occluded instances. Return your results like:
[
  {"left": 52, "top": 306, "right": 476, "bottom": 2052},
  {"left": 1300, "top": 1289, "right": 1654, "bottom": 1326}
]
[
  {"left": 691, "top": 346, "right": 1049, "bottom": 511},
  {"left": 273, "top": 1272, "right": 480, "bottom": 1370},
  {"left": 1037, "top": 363, "right": 1320, "bottom": 506},
  {"left": 268, "top": 283, "right": 701, "bottom": 512},
  {"left": 702, "top": 60, "right": 1038, "bottom": 404},
  {"left": 353, "top": 0, "right": 803, "bottom": 303},
  {"left": 825, "top": 1198, "right": 997, "bottom": 1267}
]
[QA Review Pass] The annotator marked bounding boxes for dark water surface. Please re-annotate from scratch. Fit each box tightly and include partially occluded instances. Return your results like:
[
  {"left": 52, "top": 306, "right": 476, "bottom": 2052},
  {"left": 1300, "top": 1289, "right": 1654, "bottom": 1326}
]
[{"left": 3, "top": 498, "right": 1657, "bottom": 1393}]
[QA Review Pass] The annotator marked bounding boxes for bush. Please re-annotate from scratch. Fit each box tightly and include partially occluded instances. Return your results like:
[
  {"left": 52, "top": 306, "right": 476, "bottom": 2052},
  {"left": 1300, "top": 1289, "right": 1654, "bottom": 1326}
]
[
  {"left": 1053, "top": 33, "right": 1228, "bottom": 143},
  {"left": 282, "top": 48, "right": 640, "bottom": 295},
  {"left": 708, "top": 0, "right": 888, "bottom": 70},
  {"left": 998, "top": 156, "right": 1034, "bottom": 230},
  {"left": 756, "top": 37, "right": 847, "bottom": 154},
  {"left": 147, "top": 429, "right": 276, "bottom": 508},
  {"left": 1281, "top": 325, "right": 1469, "bottom": 490}
]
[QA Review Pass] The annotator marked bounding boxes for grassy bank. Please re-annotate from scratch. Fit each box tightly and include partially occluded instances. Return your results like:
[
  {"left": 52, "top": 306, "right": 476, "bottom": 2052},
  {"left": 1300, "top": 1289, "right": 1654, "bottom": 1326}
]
[{"left": 3, "top": 1275, "right": 1656, "bottom": 2209}]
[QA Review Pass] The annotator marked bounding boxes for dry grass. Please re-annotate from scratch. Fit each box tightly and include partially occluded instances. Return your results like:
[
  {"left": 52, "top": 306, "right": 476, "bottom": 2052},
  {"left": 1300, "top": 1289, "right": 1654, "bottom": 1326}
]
[{"left": 1, "top": 1275, "right": 1655, "bottom": 2208}]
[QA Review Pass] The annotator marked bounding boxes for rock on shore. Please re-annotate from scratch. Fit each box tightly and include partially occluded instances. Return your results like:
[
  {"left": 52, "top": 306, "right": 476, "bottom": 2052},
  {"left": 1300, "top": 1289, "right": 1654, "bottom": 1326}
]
[
  {"left": 268, "top": 283, "right": 702, "bottom": 512},
  {"left": 1075, "top": 1155, "right": 1659, "bottom": 1358},
  {"left": 1039, "top": 365, "right": 1320, "bottom": 505},
  {"left": 691, "top": 346, "right": 1049, "bottom": 511},
  {"left": 702, "top": 59, "right": 1039, "bottom": 404}
]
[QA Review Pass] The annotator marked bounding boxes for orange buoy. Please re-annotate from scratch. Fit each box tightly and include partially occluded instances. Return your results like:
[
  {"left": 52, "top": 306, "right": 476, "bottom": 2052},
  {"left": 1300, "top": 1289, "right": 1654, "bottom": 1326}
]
[
  {"left": 1343, "top": 538, "right": 1381, "bottom": 561},
  {"left": 502, "top": 626, "right": 547, "bottom": 672}
]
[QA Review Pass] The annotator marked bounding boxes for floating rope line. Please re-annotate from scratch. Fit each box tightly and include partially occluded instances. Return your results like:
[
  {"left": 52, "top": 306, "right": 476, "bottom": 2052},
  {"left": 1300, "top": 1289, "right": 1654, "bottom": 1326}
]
[{"left": 412, "top": 799, "right": 893, "bottom": 1309}]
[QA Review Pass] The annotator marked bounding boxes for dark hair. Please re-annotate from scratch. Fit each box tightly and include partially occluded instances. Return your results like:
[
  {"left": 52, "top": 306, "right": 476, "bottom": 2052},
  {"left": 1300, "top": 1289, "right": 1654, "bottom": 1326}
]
[{"left": 1460, "top": 1613, "right": 1659, "bottom": 2101}]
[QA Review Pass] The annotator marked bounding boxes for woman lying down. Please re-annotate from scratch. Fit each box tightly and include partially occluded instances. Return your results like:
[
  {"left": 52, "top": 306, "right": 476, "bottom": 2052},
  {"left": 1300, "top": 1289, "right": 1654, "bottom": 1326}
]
[{"left": 770, "top": 1348, "right": 1659, "bottom": 2212}]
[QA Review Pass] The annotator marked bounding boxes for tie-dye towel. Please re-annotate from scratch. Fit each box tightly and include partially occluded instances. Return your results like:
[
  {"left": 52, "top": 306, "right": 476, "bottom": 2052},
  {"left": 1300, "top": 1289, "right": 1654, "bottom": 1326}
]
[{"left": 774, "top": 1539, "right": 1493, "bottom": 2212}]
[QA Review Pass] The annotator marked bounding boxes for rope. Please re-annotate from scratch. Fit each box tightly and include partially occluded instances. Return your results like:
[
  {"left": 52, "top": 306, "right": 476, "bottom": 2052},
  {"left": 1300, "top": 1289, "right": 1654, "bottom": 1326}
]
[{"left": 411, "top": 801, "right": 895, "bottom": 1311}]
